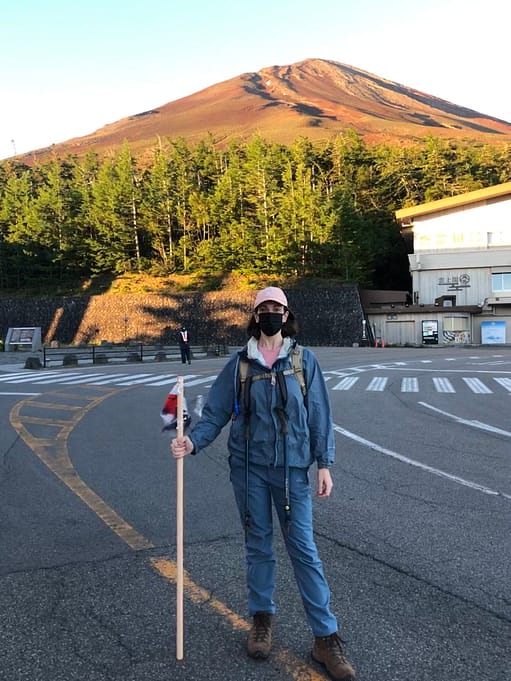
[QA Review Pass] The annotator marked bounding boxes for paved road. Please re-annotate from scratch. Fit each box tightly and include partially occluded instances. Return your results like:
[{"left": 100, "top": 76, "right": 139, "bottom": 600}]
[{"left": 1, "top": 347, "right": 510, "bottom": 681}]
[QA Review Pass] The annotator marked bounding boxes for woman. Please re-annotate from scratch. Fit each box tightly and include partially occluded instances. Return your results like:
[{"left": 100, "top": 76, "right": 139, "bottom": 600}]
[{"left": 171, "top": 286, "right": 355, "bottom": 681}]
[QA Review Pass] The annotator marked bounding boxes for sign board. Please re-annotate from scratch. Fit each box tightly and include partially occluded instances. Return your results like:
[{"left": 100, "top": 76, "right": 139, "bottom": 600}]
[
  {"left": 5, "top": 327, "right": 42, "bottom": 352},
  {"left": 481, "top": 321, "right": 506, "bottom": 345}
]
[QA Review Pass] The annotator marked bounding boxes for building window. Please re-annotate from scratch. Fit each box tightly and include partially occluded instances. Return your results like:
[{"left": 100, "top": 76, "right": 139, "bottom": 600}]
[
  {"left": 443, "top": 316, "right": 468, "bottom": 331},
  {"left": 492, "top": 273, "right": 511, "bottom": 292}
]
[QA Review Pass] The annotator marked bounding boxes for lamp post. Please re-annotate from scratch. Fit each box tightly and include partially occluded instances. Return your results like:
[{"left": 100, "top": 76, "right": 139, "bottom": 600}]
[{"left": 123, "top": 316, "right": 129, "bottom": 342}]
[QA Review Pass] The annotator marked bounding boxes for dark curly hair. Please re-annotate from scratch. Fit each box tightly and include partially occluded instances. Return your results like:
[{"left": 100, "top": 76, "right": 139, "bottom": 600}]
[{"left": 246, "top": 308, "right": 299, "bottom": 339}]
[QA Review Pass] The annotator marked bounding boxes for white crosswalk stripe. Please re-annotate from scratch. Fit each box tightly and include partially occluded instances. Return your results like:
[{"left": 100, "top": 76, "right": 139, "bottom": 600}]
[
  {"left": 114, "top": 373, "right": 178, "bottom": 386},
  {"left": 4, "top": 371, "right": 89, "bottom": 384},
  {"left": 494, "top": 377, "right": 511, "bottom": 391},
  {"left": 109, "top": 373, "right": 178, "bottom": 386},
  {"left": 432, "top": 377, "right": 456, "bottom": 393},
  {"left": 401, "top": 377, "right": 419, "bottom": 392},
  {"left": 366, "top": 377, "right": 388, "bottom": 391},
  {"left": 31, "top": 372, "right": 124, "bottom": 385},
  {"left": 177, "top": 375, "right": 218, "bottom": 387},
  {"left": 462, "top": 377, "right": 493, "bottom": 394},
  {"left": 0, "top": 370, "right": 63, "bottom": 381},
  {"left": 332, "top": 377, "right": 359, "bottom": 390},
  {"left": 87, "top": 374, "right": 144, "bottom": 385}
]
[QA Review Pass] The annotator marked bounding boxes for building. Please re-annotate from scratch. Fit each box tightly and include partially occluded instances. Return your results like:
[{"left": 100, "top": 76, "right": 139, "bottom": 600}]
[{"left": 364, "top": 181, "right": 511, "bottom": 346}]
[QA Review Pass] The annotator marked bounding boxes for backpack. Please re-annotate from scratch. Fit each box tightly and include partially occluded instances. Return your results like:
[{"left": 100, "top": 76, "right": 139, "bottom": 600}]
[
  {"left": 237, "top": 344, "right": 307, "bottom": 407},
  {"left": 236, "top": 345, "right": 306, "bottom": 531}
]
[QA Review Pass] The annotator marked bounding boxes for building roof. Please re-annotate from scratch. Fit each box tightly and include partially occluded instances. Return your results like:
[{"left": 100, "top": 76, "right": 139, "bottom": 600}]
[{"left": 395, "top": 181, "right": 511, "bottom": 222}]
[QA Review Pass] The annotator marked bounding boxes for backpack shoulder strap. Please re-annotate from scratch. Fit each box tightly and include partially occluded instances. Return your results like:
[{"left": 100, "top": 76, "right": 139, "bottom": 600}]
[
  {"left": 239, "top": 357, "right": 249, "bottom": 387},
  {"left": 238, "top": 358, "right": 273, "bottom": 416},
  {"left": 291, "top": 345, "right": 306, "bottom": 397}
]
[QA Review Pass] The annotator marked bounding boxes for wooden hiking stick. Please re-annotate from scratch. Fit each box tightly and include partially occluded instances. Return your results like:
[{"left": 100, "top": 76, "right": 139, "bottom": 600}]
[{"left": 176, "top": 376, "right": 184, "bottom": 660}]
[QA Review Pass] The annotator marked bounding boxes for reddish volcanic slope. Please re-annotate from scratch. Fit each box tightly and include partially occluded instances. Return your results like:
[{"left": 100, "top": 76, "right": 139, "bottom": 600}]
[{"left": 22, "top": 58, "right": 511, "bottom": 162}]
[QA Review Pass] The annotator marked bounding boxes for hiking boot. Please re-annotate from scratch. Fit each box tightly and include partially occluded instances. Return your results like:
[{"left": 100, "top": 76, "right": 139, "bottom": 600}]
[
  {"left": 247, "top": 612, "right": 272, "bottom": 659},
  {"left": 312, "top": 632, "right": 356, "bottom": 680}
]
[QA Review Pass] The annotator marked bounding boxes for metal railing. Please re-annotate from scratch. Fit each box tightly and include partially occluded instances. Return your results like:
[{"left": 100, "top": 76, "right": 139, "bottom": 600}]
[{"left": 42, "top": 342, "right": 229, "bottom": 368}]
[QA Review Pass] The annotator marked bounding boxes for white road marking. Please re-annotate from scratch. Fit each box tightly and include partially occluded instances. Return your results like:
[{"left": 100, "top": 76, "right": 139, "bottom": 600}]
[
  {"left": 85, "top": 374, "right": 135, "bottom": 385},
  {"left": 4, "top": 371, "right": 89, "bottom": 384},
  {"left": 179, "top": 375, "right": 218, "bottom": 387},
  {"left": 332, "top": 377, "right": 359, "bottom": 390},
  {"left": 418, "top": 402, "right": 511, "bottom": 438},
  {"left": 494, "top": 377, "right": 511, "bottom": 391},
  {"left": 0, "top": 371, "right": 61, "bottom": 381},
  {"left": 432, "top": 377, "right": 455, "bottom": 393},
  {"left": 2, "top": 356, "right": 511, "bottom": 395},
  {"left": 112, "top": 373, "right": 178, "bottom": 386},
  {"left": 0, "top": 391, "right": 41, "bottom": 396},
  {"left": 366, "top": 377, "right": 388, "bottom": 392},
  {"left": 25, "top": 373, "right": 107, "bottom": 385},
  {"left": 462, "top": 377, "right": 493, "bottom": 394},
  {"left": 333, "top": 422, "right": 511, "bottom": 500},
  {"left": 115, "top": 374, "right": 180, "bottom": 386},
  {"left": 401, "top": 377, "right": 419, "bottom": 392}
]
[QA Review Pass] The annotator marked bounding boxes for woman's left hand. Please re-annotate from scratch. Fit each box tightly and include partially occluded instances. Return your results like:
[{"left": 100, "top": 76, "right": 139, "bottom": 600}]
[{"left": 317, "top": 468, "right": 333, "bottom": 498}]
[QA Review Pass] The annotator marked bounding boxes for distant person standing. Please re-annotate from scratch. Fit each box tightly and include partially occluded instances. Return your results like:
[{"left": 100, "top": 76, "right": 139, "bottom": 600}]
[{"left": 178, "top": 325, "right": 191, "bottom": 364}]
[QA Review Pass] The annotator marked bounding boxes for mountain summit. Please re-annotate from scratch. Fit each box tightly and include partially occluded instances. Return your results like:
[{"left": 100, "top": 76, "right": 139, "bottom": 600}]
[{"left": 23, "top": 58, "right": 511, "bottom": 161}]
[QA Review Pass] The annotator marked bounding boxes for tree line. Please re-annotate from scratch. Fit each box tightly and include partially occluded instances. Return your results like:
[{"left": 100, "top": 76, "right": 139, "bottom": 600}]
[{"left": 0, "top": 131, "right": 510, "bottom": 292}]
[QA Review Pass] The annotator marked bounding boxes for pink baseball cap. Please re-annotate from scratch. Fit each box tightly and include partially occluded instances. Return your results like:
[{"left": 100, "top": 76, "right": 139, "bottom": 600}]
[{"left": 253, "top": 286, "right": 288, "bottom": 310}]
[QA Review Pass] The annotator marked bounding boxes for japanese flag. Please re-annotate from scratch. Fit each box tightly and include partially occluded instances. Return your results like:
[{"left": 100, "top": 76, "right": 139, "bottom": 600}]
[{"left": 160, "top": 383, "right": 191, "bottom": 431}]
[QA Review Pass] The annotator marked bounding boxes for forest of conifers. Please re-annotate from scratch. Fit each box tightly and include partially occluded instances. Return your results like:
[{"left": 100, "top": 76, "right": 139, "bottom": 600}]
[{"left": 1, "top": 131, "right": 510, "bottom": 293}]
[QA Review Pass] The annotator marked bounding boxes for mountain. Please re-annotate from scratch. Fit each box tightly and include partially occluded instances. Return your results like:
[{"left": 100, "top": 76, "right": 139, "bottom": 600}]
[{"left": 20, "top": 58, "right": 511, "bottom": 162}]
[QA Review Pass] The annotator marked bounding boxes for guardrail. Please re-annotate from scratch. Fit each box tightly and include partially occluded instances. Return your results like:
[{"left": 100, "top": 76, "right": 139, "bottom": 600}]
[{"left": 42, "top": 342, "right": 229, "bottom": 368}]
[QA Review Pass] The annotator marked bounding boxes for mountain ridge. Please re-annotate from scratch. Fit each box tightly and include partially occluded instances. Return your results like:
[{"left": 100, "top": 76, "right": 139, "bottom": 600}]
[{"left": 20, "top": 58, "right": 511, "bottom": 162}]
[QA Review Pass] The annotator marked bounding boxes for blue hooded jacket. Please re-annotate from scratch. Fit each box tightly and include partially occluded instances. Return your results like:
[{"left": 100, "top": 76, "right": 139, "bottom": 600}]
[{"left": 189, "top": 337, "right": 335, "bottom": 469}]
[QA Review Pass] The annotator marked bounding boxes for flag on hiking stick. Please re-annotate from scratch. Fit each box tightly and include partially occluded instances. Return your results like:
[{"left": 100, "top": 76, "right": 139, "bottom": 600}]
[{"left": 160, "top": 382, "right": 191, "bottom": 432}]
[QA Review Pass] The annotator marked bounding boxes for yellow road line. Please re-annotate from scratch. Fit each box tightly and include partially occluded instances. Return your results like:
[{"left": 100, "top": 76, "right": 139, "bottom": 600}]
[
  {"left": 16, "top": 400, "right": 83, "bottom": 411},
  {"left": 151, "top": 557, "right": 328, "bottom": 680},
  {"left": 12, "top": 415, "right": 77, "bottom": 427},
  {"left": 9, "top": 387, "right": 153, "bottom": 551}
]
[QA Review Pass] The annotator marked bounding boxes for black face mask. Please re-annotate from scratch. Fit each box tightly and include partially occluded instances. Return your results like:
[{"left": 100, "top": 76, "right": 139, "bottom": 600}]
[{"left": 258, "top": 312, "right": 284, "bottom": 337}]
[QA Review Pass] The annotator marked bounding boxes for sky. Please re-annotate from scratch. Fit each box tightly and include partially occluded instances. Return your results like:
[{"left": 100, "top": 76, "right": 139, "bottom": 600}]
[{"left": 1, "top": 0, "right": 509, "bottom": 160}]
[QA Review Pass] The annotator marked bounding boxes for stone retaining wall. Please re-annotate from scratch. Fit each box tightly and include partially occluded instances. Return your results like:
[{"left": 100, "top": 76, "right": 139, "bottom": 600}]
[{"left": 0, "top": 286, "right": 364, "bottom": 347}]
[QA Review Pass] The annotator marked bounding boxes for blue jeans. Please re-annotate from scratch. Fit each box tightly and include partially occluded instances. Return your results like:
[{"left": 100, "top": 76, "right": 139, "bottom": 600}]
[{"left": 229, "top": 456, "right": 338, "bottom": 637}]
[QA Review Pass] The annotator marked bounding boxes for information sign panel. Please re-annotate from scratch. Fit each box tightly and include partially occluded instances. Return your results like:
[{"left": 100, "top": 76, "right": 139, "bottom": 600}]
[
  {"left": 5, "top": 327, "right": 42, "bottom": 352},
  {"left": 481, "top": 320, "right": 506, "bottom": 344}
]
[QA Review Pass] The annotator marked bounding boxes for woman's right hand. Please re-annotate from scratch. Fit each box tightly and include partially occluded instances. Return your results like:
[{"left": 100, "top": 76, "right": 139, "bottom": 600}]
[{"left": 171, "top": 435, "right": 194, "bottom": 459}]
